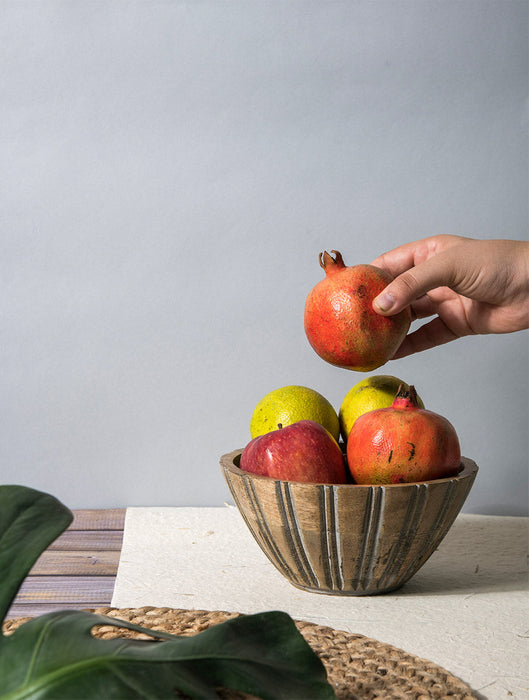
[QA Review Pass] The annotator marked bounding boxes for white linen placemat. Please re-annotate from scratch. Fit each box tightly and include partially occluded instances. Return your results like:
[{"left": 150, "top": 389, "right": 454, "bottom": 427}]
[{"left": 112, "top": 508, "right": 528, "bottom": 700}]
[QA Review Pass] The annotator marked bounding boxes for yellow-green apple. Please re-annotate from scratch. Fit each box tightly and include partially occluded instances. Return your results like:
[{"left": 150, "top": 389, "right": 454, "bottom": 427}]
[{"left": 240, "top": 420, "right": 347, "bottom": 484}]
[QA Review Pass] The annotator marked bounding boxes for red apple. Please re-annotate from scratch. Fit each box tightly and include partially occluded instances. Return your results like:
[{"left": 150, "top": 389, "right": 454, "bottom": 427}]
[{"left": 239, "top": 420, "right": 347, "bottom": 484}]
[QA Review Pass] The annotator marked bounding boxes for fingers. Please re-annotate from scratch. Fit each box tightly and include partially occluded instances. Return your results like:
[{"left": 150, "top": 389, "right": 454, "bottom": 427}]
[
  {"left": 370, "top": 234, "right": 464, "bottom": 277},
  {"left": 371, "top": 235, "right": 467, "bottom": 315},
  {"left": 391, "top": 317, "right": 461, "bottom": 359},
  {"left": 372, "top": 248, "right": 462, "bottom": 316},
  {"left": 407, "top": 294, "right": 439, "bottom": 320},
  {"left": 370, "top": 240, "right": 430, "bottom": 277}
]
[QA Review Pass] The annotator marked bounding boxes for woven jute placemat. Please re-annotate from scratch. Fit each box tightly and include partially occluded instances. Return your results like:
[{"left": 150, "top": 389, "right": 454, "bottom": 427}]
[{"left": 4, "top": 606, "right": 477, "bottom": 699}]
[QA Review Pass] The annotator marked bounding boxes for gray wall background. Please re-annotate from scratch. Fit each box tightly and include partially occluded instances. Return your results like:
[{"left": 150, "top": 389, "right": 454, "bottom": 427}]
[{"left": 2, "top": 1, "right": 528, "bottom": 515}]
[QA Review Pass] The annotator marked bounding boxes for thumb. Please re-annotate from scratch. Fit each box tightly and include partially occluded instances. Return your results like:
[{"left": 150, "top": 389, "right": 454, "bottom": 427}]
[{"left": 372, "top": 252, "right": 457, "bottom": 315}]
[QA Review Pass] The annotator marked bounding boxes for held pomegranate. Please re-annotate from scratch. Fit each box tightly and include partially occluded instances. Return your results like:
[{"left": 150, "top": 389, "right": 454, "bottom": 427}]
[
  {"left": 304, "top": 250, "right": 411, "bottom": 371},
  {"left": 346, "top": 385, "right": 461, "bottom": 484}
]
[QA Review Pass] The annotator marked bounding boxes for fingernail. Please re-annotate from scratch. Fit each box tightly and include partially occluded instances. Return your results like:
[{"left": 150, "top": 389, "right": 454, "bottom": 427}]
[{"left": 373, "top": 292, "right": 396, "bottom": 313}]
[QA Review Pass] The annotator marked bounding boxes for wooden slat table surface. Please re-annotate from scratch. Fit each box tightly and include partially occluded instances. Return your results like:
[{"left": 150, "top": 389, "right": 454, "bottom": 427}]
[{"left": 6, "top": 509, "right": 125, "bottom": 620}]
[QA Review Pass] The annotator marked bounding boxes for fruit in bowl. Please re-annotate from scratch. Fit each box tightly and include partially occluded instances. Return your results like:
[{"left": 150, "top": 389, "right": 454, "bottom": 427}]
[
  {"left": 250, "top": 385, "right": 340, "bottom": 441},
  {"left": 339, "top": 374, "right": 424, "bottom": 441},
  {"left": 240, "top": 420, "right": 347, "bottom": 485},
  {"left": 304, "top": 251, "right": 410, "bottom": 371},
  {"left": 347, "top": 385, "right": 461, "bottom": 484}
]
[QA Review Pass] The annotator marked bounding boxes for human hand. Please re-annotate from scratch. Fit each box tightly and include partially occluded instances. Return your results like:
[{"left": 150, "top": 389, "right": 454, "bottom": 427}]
[{"left": 370, "top": 235, "right": 529, "bottom": 359}]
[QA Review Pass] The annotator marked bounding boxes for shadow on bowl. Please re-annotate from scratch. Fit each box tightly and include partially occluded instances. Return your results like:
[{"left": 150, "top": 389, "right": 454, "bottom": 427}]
[{"left": 220, "top": 450, "right": 478, "bottom": 596}]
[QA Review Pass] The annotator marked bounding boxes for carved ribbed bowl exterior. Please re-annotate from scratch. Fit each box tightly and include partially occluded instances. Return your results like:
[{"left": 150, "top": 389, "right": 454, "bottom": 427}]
[{"left": 221, "top": 451, "right": 478, "bottom": 595}]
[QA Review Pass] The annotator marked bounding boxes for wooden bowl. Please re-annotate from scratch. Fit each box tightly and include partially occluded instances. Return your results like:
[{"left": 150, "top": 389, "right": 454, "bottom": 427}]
[{"left": 220, "top": 450, "right": 478, "bottom": 596}]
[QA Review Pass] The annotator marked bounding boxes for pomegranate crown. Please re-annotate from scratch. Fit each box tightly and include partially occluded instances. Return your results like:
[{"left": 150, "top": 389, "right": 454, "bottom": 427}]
[
  {"left": 319, "top": 250, "right": 346, "bottom": 273},
  {"left": 393, "top": 384, "right": 420, "bottom": 408}
]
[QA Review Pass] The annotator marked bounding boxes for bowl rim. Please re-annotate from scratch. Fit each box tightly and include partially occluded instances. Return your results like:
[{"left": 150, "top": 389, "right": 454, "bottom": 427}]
[{"left": 220, "top": 449, "right": 478, "bottom": 487}]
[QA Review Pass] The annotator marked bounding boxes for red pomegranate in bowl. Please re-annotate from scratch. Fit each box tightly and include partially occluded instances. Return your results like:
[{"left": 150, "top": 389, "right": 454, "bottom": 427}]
[{"left": 347, "top": 385, "right": 461, "bottom": 484}]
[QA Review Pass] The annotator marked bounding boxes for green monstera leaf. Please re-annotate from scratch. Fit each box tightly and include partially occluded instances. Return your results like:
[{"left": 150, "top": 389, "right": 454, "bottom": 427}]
[
  {"left": 0, "top": 485, "right": 73, "bottom": 624},
  {"left": 0, "top": 485, "right": 335, "bottom": 700}
]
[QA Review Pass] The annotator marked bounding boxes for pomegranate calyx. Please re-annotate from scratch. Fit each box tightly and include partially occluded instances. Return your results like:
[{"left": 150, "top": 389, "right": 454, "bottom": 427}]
[
  {"left": 392, "top": 384, "right": 420, "bottom": 410},
  {"left": 319, "top": 250, "right": 346, "bottom": 274}
]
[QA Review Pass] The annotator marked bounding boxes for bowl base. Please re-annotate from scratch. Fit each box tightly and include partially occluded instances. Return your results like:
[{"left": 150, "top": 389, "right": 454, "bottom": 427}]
[{"left": 287, "top": 579, "right": 405, "bottom": 597}]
